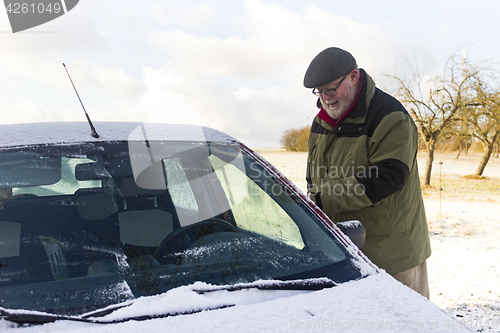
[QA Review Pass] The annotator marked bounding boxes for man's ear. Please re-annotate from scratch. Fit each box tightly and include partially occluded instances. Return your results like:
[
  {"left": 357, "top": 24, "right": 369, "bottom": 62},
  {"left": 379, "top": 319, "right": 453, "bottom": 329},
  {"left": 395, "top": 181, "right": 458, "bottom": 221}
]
[{"left": 349, "top": 69, "right": 359, "bottom": 82}]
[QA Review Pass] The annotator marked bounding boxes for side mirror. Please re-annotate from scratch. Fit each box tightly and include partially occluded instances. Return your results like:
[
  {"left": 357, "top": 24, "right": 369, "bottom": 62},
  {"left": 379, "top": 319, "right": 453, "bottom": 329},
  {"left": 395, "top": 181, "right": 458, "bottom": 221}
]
[{"left": 336, "top": 220, "right": 366, "bottom": 249}]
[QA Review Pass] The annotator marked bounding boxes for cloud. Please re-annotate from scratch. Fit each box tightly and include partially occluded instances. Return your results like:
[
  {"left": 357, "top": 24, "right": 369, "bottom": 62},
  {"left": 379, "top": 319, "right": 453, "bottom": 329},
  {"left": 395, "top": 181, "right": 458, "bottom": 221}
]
[
  {"left": 63, "top": 59, "right": 145, "bottom": 100},
  {"left": 435, "top": 25, "right": 450, "bottom": 38},
  {"left": 144, "top": 0, "right": 403, "bottom": 147},
  {"left": 134, "top": 65, "right": 202, "bottom": 124},
  {"left": 0, "top": 73, "right": 17, "bottom": 88},
  {"left": 207, "top": 85, "right": 313, "bottom": 147},
  {"left": 0, "top": 0, "right": 144, "bottom": 100},
  {"left": 0, "top": 0, "right": 431, "bottom": 148},
  {"left": 149, "top": 1, "right": 402, "bottom": 81},
  {"left": 151, "top": 1, "right": 215, "bottom": 28},
  {"left": 0, "top": 103, "right": 78, "bottom": 124}
]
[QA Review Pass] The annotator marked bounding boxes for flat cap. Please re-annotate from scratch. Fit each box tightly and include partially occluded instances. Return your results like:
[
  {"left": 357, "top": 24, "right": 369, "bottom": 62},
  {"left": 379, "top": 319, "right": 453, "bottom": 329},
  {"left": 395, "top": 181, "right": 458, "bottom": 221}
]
[{"left": 303, "top": 47, "right": 357, "bottom": 88}]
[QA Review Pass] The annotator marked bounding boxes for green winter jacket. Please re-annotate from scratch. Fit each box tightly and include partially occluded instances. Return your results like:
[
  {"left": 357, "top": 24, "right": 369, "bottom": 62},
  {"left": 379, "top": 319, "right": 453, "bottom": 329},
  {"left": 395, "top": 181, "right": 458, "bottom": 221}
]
[{"left": 307, "top": 69, "right": 431, "bottom": 275}]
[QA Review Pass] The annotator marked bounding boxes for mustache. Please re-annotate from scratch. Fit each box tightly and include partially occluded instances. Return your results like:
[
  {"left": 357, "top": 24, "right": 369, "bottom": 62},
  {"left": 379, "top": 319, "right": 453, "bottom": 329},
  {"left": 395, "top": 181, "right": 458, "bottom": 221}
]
[{"left": 322, "top": 100, "right": 338, "bottom": 108}]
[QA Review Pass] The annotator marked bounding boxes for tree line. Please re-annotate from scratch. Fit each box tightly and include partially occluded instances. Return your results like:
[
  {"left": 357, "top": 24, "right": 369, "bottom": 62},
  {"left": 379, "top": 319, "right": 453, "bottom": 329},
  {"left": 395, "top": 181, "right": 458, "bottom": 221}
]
[{"left": 280, "top": 50, "right": 500, "bottom": 186}]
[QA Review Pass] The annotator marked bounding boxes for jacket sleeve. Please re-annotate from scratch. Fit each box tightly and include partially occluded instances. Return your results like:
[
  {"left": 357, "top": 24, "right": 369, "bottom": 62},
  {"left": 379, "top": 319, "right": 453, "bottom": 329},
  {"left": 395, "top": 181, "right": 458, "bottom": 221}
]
[{"left": 316, "top": 111, "right": 418, "bottom": 215}]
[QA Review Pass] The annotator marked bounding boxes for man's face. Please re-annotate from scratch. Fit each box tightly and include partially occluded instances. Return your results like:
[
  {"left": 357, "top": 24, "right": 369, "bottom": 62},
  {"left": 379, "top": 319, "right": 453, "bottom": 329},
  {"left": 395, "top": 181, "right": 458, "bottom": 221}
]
[{"left": 317, "top": 70, "right": 358, "bottom": 120}]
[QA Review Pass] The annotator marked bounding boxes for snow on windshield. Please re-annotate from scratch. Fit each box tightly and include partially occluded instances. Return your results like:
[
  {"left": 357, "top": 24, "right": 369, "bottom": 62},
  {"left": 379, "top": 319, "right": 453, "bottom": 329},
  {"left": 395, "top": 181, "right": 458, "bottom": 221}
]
[{"left": 0, "top": 273, "right": 469, "bottom": 333}]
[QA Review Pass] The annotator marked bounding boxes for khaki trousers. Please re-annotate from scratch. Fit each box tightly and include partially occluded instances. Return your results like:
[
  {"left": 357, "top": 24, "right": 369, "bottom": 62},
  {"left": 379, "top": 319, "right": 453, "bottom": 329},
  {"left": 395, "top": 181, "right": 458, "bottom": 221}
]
[{"left": 391, "top": 260, "right": 430, "bottom": 299}]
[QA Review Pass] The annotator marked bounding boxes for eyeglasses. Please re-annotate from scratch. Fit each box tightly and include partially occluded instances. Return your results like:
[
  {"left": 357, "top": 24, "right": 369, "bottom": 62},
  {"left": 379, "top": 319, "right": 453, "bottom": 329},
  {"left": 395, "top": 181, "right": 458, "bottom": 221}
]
[{"left": 312, "top": 74, "right": 347, "bottom": 98}]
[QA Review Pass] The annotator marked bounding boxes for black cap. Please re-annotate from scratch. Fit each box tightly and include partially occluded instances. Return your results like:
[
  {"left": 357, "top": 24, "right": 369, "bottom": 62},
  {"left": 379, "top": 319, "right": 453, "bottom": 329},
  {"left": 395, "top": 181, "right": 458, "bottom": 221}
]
[{"left": 303, "top": 47, "right": 357, "bottom": 88}]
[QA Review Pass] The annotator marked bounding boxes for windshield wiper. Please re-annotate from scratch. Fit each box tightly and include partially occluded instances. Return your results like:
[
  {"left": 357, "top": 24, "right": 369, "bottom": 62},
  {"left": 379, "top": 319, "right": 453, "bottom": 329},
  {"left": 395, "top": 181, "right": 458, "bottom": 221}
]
[
  {"left": 0, "top": 304, "right": 236, "bottom": 326},
  {"left": 0, "top": 308, "right": 97, "bottom": 325},
  {"left": 192, "top": 278, "right": 336, "bottom": 294},
  {"left": 1, "top": 279, "right": 336, "bottom": 326},
  {"left": 80, "top": 302, "right": 133, "bottom": 319}
]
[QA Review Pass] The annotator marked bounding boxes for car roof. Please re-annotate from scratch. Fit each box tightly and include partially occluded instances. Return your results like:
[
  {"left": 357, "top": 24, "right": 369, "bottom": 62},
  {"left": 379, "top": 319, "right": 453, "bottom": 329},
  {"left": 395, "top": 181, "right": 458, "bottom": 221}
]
[{"left": 0, "top": 122, "right": 237, "bottom": 148}]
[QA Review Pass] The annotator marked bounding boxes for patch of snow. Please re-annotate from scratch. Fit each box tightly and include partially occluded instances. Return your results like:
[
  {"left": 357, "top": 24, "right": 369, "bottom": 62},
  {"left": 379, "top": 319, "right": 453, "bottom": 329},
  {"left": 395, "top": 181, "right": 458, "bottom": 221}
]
[
  {"left": 2, "top": 273, "right": 469, "bottom": 333},
  {"left": 337, "top": 220, "right": 362, "bottom": 228},
  {"left": 0, "top": 122, "right": 235, "bottom": 147},
  {"left": 426, "top": 199, "right": 500, "bottom": 333}
]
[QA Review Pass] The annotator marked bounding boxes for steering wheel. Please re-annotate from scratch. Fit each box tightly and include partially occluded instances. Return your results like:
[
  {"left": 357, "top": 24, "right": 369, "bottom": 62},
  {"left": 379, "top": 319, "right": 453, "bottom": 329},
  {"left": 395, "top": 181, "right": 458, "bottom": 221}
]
[{"left": 154, "top": 218, "right": 238, "bottom": 265}]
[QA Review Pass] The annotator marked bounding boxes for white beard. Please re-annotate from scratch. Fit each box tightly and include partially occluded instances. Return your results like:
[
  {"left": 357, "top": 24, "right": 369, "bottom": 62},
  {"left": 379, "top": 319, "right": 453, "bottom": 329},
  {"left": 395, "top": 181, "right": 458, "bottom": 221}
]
[
  {"left": 321, "top": 82, "right": 357, "bottom": 120},
  {"left": 322, "top": 101, "right": 346, "bottom": 120}
]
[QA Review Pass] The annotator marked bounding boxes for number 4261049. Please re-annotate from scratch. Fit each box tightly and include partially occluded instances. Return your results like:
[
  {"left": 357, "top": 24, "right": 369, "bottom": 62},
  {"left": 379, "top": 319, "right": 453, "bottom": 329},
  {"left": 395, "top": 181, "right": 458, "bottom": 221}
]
[{"left": 5, "top": 2, "right": 62, "bottom": 14}]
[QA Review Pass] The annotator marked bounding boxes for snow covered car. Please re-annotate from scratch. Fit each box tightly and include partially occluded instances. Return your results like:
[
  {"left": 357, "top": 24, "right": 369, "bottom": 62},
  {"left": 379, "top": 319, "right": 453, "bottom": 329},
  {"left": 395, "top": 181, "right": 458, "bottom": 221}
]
[{"left": 0, "top": 122, "right": 468, "bottom": 332}]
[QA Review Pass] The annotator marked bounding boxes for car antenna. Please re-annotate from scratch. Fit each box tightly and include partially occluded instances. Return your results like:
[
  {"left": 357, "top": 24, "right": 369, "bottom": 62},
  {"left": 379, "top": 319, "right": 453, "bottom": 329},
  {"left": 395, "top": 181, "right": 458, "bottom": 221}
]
[{"left": 63, "top": 63, "right": 99, "bottom": 138}]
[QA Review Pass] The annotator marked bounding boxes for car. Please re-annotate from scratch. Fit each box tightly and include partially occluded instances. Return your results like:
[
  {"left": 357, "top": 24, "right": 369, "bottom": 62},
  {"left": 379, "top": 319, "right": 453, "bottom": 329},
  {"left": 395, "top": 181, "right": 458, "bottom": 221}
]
[{"left": 0, "top": 122, "right": 469, "bottom": 332}]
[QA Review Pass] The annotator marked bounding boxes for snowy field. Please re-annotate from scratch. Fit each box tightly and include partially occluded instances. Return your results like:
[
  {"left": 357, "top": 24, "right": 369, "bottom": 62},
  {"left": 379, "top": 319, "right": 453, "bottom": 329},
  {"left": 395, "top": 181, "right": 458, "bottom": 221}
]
[{"left": 257, "top": 150, "right": 500, "bottom": 333}]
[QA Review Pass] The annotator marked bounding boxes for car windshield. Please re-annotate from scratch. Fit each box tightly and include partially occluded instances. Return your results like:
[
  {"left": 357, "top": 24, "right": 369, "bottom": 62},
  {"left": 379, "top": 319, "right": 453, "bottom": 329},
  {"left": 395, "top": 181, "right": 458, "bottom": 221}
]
[{"left": 0, "top": 139, "right": 365, "bottom": 316}]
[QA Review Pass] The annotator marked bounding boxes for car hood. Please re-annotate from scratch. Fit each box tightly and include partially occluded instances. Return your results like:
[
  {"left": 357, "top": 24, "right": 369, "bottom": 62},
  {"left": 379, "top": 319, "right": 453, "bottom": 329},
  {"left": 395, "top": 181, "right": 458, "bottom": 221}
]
[{"left": 0, "top": 273, "right": 469, "bottom": 332}]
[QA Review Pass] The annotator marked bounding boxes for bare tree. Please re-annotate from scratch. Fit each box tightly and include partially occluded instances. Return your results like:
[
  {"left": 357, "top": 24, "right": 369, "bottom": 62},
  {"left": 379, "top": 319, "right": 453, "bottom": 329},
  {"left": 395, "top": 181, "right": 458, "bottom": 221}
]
[
  {"left": 389, "top": 52, "right": 485, "bottom": 186},
  {"left": 452, "top": 122, "right": 474, "bottom": 159},
  {"left": 461, "top": 89, "right": 500, "bottom": 177}
]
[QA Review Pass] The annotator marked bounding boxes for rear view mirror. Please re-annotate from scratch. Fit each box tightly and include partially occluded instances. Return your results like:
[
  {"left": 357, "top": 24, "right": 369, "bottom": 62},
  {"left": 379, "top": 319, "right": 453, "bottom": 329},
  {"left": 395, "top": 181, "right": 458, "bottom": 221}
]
[
  {"left": 75, "top": 163, "right": 100, "bottom": 181},
  {"left": 336, "top": 220, "right": 366, "bottom": 249}
]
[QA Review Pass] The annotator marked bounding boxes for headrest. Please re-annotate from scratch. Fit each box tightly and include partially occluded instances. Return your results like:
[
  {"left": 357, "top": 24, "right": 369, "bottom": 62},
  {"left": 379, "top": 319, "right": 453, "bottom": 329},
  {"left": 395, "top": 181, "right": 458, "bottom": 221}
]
[
  {"left": 119, "top": 178, "right": 165, "bottom": 197},
  {"left": 76, "top": 192, "right": 118, "bottom": 221},
  {"left": 118, "top": 210, "right": 173, "bottom": 246}
]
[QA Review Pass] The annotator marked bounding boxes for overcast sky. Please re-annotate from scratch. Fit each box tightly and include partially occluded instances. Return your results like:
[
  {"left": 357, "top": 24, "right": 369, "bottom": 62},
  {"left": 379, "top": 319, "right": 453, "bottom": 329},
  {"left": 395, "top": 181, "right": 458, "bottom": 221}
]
[{"left": 1, "top": 0, "right": 499, "bottom": 148}]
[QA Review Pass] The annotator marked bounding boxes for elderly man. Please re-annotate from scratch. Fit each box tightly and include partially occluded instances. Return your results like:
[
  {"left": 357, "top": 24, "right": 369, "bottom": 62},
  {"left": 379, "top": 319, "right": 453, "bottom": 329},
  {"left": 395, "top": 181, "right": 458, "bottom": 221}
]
[{"left": 304, "top": 47, "right": 431, "bottom": 298}]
